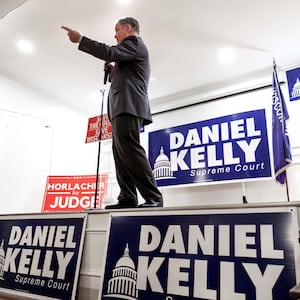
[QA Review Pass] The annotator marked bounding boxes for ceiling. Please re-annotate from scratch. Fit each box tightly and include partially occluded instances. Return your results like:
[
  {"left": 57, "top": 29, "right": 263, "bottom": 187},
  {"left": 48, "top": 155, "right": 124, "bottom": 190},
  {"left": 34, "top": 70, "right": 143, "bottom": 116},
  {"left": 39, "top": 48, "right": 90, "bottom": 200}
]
[{"left": 1, "top": 0, "right": 300, "bottom": 117}]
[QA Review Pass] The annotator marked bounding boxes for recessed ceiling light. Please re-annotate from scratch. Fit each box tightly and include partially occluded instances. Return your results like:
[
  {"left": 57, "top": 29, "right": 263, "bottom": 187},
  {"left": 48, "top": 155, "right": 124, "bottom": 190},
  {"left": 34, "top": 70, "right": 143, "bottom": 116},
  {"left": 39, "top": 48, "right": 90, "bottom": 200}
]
[
  {"left": 218, "top": 47, "right": 235, "bottom": 64},
  {"left": 116, "top": 0, "right": 131, "bottom": 3},
  {"left": 17, "top": 40, "right": 34, "bottom": 53}
]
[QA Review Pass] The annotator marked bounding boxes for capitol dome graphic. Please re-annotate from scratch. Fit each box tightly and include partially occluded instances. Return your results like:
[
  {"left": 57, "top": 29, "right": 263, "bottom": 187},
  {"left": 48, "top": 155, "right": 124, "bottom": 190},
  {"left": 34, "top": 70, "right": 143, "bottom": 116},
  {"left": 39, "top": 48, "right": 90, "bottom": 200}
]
[
  {"left": 105, "top": 244, "right": 138, "bottom": 300},
  {"left": 292, "top": 78, "right": 300, "bottom": 98},
  {"left": 153, "top": 147, "right": 176, "bottom": 180}
]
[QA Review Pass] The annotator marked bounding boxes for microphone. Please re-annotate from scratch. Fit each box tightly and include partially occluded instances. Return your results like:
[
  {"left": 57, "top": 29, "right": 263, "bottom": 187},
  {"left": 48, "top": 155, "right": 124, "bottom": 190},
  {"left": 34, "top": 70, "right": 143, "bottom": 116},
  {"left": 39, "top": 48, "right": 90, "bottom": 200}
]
[{"left": 104, "top": 62, "right": 110, "bottom": 84}]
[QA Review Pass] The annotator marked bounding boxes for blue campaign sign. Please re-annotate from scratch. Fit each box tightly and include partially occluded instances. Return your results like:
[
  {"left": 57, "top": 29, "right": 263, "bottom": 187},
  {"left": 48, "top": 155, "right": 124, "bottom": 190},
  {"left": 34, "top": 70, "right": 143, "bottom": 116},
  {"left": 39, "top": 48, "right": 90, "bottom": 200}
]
[
  {"left": 286, "top": 67, "right": 300, "bottom": 102},
  {"left": 0, "top": 214, "right": 86, "bottom": 300},
  {"left": 148, "top": 109, "right": 271, "bottom": 187},
  {"left": 99, "top": 209, "right": 297, "bottom": 300}
]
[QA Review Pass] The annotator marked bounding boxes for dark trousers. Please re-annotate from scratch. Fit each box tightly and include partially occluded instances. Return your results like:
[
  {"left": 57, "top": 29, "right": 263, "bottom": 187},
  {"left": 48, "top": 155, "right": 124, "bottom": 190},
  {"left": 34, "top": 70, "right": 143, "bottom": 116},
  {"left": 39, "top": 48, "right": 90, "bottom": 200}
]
[{"left": 111, "top": 114, "right": 162, "bottom": 204}]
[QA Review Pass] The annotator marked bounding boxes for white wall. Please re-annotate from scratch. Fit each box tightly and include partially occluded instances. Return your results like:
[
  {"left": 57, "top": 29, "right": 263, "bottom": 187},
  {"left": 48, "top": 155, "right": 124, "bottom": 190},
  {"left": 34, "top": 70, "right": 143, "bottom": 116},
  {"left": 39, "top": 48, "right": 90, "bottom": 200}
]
[
  {"left": 1, "top": 70, "right": 299, "bottom": 214},
  {"left": 0, "top": 73, "right": 109, "bottom": 213}
]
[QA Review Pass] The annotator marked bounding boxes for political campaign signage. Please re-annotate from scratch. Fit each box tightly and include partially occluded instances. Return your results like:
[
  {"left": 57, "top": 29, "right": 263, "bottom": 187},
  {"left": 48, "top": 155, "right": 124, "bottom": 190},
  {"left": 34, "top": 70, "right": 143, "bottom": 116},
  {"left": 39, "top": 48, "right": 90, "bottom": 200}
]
[
  {"left": 42, "top": 175, "right": 108, "bottom": 212},
  {"left": 148, "top": 109, "right": 271, "bottom": 187},
  {"left": 99, "top": 208, "right": 298, "bottom": 300},
  {"left": 286, "top": 66, "right": 300, "bottom": 102},
  {"left": 0, "top": 214, "right": 86, "bottom": 300},
  {"left": 272, "top": 62, "right": 292, "bottom": 184},
  {"left": 85, "top": 114, "right": 112, "bottom": 143}
]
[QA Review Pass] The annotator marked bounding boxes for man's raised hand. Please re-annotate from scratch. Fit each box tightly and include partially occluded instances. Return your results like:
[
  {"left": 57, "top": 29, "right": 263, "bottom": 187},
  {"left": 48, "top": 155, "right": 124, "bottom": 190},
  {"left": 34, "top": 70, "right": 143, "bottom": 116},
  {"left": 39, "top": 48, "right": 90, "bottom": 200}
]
[{"left": 61, "top": 26, "right": 81, "bottom": 43}]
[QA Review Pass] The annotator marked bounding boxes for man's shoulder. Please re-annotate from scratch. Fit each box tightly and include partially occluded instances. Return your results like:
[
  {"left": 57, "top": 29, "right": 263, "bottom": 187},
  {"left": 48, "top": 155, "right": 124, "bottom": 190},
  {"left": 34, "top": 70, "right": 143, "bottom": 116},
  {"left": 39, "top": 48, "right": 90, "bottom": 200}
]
[
  {"left": 120, "top": 35, "right": 148, "bottom": 60},
  {"left": 123, "top": 35, "right": 144, "bottom": 44}
]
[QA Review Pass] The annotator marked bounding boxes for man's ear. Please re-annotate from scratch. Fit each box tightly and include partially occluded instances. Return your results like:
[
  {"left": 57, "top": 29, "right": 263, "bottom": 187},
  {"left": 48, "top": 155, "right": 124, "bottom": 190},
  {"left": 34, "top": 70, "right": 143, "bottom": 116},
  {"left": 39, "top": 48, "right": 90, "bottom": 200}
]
[{"left": 126, "top": 23, "right": 133, "bottom": 33}]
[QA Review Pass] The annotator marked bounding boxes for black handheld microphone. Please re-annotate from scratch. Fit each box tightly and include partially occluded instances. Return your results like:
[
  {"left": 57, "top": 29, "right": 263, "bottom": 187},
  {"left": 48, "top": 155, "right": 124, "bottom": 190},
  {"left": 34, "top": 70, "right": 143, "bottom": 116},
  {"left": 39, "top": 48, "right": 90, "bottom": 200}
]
[{"left": 104, "top": 62, "right": 110, "bottom": 84}]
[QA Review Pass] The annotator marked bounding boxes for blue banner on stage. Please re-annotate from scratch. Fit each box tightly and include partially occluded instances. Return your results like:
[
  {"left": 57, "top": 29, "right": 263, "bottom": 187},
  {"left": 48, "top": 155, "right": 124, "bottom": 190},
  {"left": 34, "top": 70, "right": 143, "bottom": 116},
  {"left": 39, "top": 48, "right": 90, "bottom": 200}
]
[
  {"left": 286, "top": 66, "right": 300, "bottom": 102},
  {"left": 0, "top": 214, "right": 86, "bottom": 300},
  {"left": 148, "top": 109, "right": 271, "bottom": 187},
  {"left": 99, "top": 209, "right": 297, "bottom": 300}
]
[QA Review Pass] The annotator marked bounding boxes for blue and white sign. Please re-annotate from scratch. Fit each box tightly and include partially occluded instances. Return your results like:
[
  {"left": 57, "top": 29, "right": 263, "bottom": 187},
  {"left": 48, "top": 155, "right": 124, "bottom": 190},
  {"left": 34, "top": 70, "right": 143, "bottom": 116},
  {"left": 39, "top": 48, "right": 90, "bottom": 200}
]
[
  {"left": 99, "top": 209, "right": 297, "bottom": 300},
  {"left": 0, "top": 214, "right": 86, "bottom": 300},
  {"left": 149, "top": 109, "right": 271, "bottom": 187},
  {"left": 286, "top": 67, "right": 300, "bottom": 102}
]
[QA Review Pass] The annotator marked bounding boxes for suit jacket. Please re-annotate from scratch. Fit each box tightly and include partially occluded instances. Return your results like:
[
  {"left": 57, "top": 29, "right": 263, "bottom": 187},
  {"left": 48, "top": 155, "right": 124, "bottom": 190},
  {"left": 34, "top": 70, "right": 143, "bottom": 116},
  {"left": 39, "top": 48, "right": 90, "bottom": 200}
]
[{"left": 79, "top": 35, "right": 152, "bottom": 125}]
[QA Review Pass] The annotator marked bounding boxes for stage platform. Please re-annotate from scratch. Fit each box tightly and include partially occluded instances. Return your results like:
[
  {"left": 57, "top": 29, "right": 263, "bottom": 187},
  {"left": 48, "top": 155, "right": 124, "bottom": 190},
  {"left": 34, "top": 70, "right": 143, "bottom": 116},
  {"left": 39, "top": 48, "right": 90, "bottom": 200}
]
[{"left": 0, "top": 202, "right": 299, "bottom": 300}]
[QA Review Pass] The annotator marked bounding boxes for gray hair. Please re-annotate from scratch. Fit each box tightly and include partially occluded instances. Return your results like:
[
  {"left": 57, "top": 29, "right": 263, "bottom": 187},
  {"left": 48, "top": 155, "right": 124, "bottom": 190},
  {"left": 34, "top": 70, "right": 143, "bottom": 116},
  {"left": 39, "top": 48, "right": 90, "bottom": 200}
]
[{"left": 118, "top": 17, "right": 140, "bottom": 34}]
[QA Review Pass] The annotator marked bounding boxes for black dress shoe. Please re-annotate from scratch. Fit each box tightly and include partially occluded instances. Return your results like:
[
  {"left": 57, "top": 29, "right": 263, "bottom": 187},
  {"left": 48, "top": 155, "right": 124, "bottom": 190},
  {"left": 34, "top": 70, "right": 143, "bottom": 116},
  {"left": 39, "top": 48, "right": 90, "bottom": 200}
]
[
  {"left": 105, "top": 202, "right": 138, "bottom": 209},
  {"left": 138, "top": 200, "right": 163, "bottom": 208}
]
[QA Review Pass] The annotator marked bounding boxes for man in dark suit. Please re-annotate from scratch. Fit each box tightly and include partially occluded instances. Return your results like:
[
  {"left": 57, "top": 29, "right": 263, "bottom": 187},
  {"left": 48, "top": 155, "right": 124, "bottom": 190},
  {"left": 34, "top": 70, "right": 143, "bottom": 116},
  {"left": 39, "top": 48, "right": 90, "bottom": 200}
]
[{"left": 62, "top": 17, "right": 163, "bottom": 209}]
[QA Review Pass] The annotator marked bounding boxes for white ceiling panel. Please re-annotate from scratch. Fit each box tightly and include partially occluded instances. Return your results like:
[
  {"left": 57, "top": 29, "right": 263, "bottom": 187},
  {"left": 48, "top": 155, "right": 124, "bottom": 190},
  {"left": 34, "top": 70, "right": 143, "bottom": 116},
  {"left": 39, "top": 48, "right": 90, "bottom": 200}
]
[
  {"left": 0, "top": 0, "right": 299, "bottom": 116},
  {"left": 0, "top": 0, "right": 28, "bottom": 18}
]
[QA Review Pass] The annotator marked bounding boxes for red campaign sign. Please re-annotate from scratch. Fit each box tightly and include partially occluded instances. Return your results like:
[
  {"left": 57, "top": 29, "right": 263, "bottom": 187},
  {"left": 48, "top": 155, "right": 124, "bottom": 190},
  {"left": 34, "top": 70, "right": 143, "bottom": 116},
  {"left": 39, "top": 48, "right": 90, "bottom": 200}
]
[
  {"left": 41, "top": 175, "right": 108, "bottom": 212},
  {"left": 85, "top": 114, "right": 112, "bottom": 143}
]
